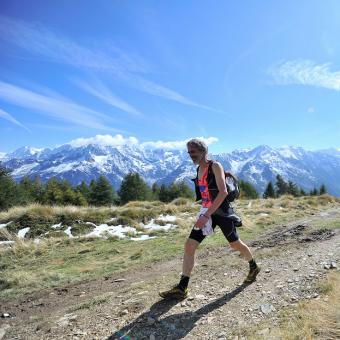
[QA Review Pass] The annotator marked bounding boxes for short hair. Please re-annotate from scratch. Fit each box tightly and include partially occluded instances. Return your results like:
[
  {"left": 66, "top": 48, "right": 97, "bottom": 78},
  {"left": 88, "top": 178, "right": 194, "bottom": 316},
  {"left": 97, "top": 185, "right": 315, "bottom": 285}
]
[{"left": 186, "top": 138, "right": 208, "bottom": 155}]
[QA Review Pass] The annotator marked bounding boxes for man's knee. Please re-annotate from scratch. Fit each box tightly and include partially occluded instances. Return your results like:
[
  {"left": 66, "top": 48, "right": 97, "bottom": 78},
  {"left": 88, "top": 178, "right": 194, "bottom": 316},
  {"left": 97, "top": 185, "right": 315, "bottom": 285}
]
[
  {"left": 229, "top": 240, "right": 241, "bottom": 249},
  {"left": 185, "top": 238, "right": 199, "bottom": 255}
]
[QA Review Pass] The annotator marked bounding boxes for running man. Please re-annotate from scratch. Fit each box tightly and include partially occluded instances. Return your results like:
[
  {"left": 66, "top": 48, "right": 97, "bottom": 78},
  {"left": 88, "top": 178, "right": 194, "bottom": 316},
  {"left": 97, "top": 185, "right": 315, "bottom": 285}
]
[{"left": 159, "top": 138, "right": 260, "bottom": 299}]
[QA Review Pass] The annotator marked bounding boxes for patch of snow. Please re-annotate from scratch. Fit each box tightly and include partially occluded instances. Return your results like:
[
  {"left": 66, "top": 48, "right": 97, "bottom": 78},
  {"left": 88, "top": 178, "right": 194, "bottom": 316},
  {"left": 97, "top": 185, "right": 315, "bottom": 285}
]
[
  {"left": 47, "top": 162, "right": 77, "bottom": 173},
  {"left": 140, "top": 219, "right": 176, "bottom": 231},
  {"left": 34, "top": 238, "right": 41, "bottom": 244},
  {"left": 12, "top": 163, "right": 39, "bottom": 176},
  {"left": 17, "top": 227, "right": 30, "bottom": 238},
  {"left": 64, "top": 226, "right": 74, "bottom": 238},
  {"left": 0, "top": 221, "right": 13, "bottom": 229},
  {"left": 51, "top": 223, "right": 62, "bottom": 229},
  {"left": 0, "top": 241, "right": 15, "bottom": 246},
  {"left": 157, "top": 214, "right": 177, "bottom": 222},
  {"left": 259, "top": 213, "right": 269, "bottom": 217},
  {"left": 85, "top": 224, "right": 137, "bottom": 239},
  {"left": 247, "top": 202, "right": 252, "bottom": 209},
  {"left": 131, "top": 235, "right": 157, "bottom": 241},
  {"left": 93, "top": 155, "right": 109, "bottom": 165}
]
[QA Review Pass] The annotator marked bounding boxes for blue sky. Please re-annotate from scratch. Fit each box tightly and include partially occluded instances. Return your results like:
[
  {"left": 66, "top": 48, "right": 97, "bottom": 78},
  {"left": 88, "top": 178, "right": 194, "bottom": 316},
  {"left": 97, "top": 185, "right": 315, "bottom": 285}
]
[{"left": 1, "top": 0, "right": 340, "bottom": 154}]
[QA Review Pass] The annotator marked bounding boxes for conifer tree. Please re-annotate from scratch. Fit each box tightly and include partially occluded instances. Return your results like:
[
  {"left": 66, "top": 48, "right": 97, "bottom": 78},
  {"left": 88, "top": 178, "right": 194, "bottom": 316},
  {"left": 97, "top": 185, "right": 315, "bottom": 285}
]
[
  {"left": 239, "top": 180, "right": 259, "bottom": 199},
  {"left": 91, "top": 175, "right": 117, "bottom": 206},
  {"left": 159, "top": 184, "right": 171, "bottom": 202},
  {"left": 263, "top": 181, "right": 275, "bottom": 198},
  {"left": 319, "top": 184, "right": 327, "bottom": 195},
  {"left": 151, "top": 182, "right": 160, "bottom": 201},
  {"left": 76, "top": 181, "right": 91, "bottom": 202},
  {"left": 119, "top": 172, "right": 151, "bottom": 204},
  {"left": 0, "top": 166, "right": 18, "bottom": 210},
  {"left": 287, "top": 180, "right": 300, "bottom": 197},
  {"left": 275, "top": 174, "right": 288, "bottom": 196}
]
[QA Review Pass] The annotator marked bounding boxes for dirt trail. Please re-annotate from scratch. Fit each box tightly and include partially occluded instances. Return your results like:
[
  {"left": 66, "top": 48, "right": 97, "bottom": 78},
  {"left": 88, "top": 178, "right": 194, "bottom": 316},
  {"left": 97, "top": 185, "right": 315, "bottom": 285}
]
[{"left": 1, "top": 208, "right": 339, "bottom": 339}]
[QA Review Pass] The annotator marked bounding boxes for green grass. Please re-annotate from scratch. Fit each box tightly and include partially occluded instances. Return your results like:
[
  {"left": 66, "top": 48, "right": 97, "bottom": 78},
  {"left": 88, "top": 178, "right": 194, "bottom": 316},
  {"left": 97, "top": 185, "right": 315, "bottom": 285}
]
[{"left": 1, "top": 195, "right": 340, "bottom": 300}]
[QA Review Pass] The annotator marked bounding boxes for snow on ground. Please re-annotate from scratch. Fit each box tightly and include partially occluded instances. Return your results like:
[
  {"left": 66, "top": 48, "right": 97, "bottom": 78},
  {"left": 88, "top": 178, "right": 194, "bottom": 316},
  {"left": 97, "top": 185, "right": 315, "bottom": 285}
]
[
  {"left": 17, "top": 227, "right": 30, "bottom": 238},
  {"left": 12, "top": 163, "right": 39, "bottom": 176},
  {"left": 0, "top": 221, "right": 13, "bottom": 229},
  {"left": 130, "top": 235, "right": 157, "bottom": 241},
  {"left": 64, "top": 226, "right": 74, "bottom": 238},
  {"left": 51, "top": 223, "right": 63, "bottom": 229},
  {"left": 0, "top": 241, "right": 15, "bottom": 246},
  {"left": 140, "top": 218, "right": 176, "bottom": 231},
  {"left": 85, "top": 224, "right": 137, "bottom": 239},
  {"left": 157, "top": 214, "right": 177, "bottom": 222}
]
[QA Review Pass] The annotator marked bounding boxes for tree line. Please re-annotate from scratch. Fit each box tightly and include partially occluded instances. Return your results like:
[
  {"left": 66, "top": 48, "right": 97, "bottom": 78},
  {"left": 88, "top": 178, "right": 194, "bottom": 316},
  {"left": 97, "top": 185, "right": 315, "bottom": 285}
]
[
  {"left": 0, "top": 165, "right": 328, "bottom": 211},
  {"left": 263, "top": 174, "right": 327, "bottom": 198},
  {"left": 0, "top": 166, "right": 195, "bottom": 211}
]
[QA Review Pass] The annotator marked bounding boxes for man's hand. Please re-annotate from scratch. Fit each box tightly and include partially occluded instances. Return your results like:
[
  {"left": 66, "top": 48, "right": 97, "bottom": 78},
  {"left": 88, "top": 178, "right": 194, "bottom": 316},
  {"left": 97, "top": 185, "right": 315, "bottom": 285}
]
[{"left": 194, "top": 215, "right": 209, "bottom": 229}]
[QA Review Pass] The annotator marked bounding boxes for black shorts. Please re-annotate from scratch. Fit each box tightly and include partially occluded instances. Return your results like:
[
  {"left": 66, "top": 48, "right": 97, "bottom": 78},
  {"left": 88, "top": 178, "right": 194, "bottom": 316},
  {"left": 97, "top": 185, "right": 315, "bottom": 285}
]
[{"left": 188, "top": 214, "right": 239, "bottom": 243}]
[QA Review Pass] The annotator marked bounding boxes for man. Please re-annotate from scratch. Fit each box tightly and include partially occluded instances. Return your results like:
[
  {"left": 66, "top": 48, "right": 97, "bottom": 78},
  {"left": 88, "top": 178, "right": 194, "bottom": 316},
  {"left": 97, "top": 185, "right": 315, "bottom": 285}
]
[{"left": 159, "top": 138, "right": 260, "bottom": 299}]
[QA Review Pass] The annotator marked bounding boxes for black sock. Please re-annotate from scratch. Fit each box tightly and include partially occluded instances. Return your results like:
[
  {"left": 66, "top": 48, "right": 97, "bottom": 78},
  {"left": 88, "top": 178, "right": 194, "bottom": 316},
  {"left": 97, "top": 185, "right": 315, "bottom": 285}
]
[
  {"left": 249, "top": 259, "right": 257, "bottom": 269},
  {"left": 178, "top": 275, "right": 190, "bottom": 291}
]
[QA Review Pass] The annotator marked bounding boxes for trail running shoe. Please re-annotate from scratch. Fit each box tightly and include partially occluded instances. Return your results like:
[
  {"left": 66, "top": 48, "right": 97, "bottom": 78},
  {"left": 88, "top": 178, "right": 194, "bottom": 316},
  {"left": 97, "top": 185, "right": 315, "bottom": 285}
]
[
  {"left": 244, "top": 266, "right": 261, "bottom": 283},
  {"left": 159, "top": 285, "right": 188, "bottom": 300}
]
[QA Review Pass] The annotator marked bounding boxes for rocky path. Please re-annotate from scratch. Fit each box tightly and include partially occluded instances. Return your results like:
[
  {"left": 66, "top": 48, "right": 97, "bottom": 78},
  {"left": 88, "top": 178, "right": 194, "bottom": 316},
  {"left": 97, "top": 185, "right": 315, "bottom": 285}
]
[{"left": 1, "top": 208, "right": 339, "bottom": 339}]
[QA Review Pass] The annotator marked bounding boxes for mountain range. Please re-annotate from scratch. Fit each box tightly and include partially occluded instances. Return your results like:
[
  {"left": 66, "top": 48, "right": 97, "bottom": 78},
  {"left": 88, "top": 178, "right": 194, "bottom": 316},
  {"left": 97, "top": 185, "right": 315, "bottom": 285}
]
[{"left": 1, "top": 141, "right": 340, "bottom": 196}]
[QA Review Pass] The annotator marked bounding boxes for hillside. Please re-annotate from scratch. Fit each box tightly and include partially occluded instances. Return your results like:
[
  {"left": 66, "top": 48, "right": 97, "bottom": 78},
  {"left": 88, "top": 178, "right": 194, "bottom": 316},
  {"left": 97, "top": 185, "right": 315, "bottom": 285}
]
[{"left": 0, "top": 196, "right": 339, "bottom": 339}]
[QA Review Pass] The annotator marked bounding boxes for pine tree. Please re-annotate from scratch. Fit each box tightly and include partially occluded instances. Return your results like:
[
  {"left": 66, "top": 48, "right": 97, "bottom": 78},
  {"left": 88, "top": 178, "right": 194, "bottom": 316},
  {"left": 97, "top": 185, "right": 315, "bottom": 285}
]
[
  {"left": 118, "top": 172, "right": 151, "bottom": 205},
  {"left": 319, "top": 184, "right": 327, "bottom": 195},
  {"left": 263, "top": 181, "right": 275, "bottom": 198},
  {"left": 177, "top": 181, "right": 195, "bottom": 199},
  {"left": 91, "top": 176, "right": 116, "bottom": 206},
  {"left": 275, "top": 174, "right": 288, "bottom": 196},
  {"left": 0, "top": 166, "right": 18, "bottom": 210},
  {"left": 18, "top": 176, "right": 36, "bottom": 205},
  {"left": 309, "top": 188, "right": 319, "bottom": 196},
  {"left": 43, "top": 178, "right": 64, "bottom": 205},
  {"left": 77, "top": 181, "right": 91, "bottom": 202},
  {"left": 299, "top": 188, "right": 306, "bottom": 196},
  {"left": 239, "top": 180, "right": 259, "bottom": 199},
  {"left": 159, "top": 184, "right": 171, "bottom": 202},
  {"left": 287, "top": 180, "right": 300, "bottom": 197},
  {"left": 151, "top": 183, "right": 160, "bottom": 201}
]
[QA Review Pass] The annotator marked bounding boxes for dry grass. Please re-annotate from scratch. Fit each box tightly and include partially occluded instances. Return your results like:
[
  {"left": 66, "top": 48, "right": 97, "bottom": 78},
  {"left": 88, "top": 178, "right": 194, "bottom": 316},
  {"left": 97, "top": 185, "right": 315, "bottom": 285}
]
[
  {"left": 241, "top": 272, "right": 340, "bottom": 340},
  {"left": 1, "top": 195, "right": 340, "bottom": 299}
]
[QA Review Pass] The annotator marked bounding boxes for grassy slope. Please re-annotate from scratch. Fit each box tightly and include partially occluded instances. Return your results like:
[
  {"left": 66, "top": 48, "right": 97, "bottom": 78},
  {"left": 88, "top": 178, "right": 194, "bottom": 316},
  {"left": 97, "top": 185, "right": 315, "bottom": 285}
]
[{"left": 0, "top": 195, "right": 339, "bottom": 299}]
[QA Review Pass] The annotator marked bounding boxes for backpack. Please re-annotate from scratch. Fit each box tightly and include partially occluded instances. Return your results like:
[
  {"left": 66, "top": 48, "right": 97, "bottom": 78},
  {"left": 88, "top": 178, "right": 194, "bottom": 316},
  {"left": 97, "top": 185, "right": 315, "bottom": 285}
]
[
  {"left": 205, "top": 161, "right": 240, "bottom": 202},
  {"left": 224, "top": 171, "right": 240, "bottom": 202}
]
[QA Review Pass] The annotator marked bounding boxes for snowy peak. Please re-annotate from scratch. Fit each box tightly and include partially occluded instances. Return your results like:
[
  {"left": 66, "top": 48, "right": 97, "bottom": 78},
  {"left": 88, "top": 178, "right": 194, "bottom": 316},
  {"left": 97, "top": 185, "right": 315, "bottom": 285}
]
[{"left": 1, "top": 142, "right": 340, "bottom": 196}]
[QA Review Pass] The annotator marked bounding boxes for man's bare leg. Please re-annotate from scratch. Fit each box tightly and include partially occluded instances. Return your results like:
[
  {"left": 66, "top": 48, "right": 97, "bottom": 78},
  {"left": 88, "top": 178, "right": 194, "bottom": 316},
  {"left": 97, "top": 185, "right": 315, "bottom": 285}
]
[
  {"left": 229, "top": 239, "right": 253, "bottom": 261},
  {"left": 229, "top": 239, "right": 261, "bottom": 282},
  {"left": 182, "top": 238, "right": 200, "bottom": 276}
]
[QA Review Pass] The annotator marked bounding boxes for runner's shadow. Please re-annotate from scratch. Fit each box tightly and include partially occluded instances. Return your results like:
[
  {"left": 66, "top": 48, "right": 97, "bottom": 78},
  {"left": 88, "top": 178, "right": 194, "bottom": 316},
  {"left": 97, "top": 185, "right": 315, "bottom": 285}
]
[{"left": 108, "top": 283, "right": 249, "bottom": 339}]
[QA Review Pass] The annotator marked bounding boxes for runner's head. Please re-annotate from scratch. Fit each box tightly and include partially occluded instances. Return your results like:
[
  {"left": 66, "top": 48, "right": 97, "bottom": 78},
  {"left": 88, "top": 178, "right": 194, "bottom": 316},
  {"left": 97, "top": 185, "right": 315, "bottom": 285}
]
[{"left": 187, "top": 138, "right": 208, "bottom": 164}]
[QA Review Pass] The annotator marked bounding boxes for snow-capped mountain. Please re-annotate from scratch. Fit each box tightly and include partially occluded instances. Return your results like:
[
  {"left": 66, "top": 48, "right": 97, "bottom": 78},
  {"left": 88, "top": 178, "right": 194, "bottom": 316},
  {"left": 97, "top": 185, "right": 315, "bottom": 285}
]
[{"left": 1, "top": 141, "right": 340, "bottom": 196}]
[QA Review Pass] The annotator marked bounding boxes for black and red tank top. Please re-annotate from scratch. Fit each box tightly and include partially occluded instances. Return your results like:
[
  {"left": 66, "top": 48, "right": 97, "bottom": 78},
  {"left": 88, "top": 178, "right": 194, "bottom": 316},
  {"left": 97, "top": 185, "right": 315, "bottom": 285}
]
[{"left": 198, "top": 164, "right": 213, "bottom": 208}]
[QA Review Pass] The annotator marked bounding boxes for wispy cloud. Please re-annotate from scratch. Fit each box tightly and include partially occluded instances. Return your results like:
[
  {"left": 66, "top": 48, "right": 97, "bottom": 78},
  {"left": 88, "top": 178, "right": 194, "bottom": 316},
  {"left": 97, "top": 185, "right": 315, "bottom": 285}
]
[
  {"left": 141, "top": 136, "right": 219, "bottom": 149},
  {"left": 269, "top": 59, "right": 340, "bottom": 91},
  {"left": 66, "top": 134, "right": 218, "bottom": 150},
  {"left": 0, "top": 81, "right": 121, "bottom": 131},
  {"left": 0, "top": 14, "right": 214, "bottom": 110},
  {"left": 68, "top": 134, "right": 139, "bottom": 148},
  {"left": 0, "top": 108, "right": 30, "bottom": 132},
  {"left": 73, "top": 78, "right": 142, "bottom": 116}
]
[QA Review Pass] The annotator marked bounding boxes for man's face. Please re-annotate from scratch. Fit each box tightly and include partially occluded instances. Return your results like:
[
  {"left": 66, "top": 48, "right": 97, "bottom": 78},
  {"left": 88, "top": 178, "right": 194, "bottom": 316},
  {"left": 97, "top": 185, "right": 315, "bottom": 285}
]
[{"left": 187, "top": 147, "right": 202, "bottom": 164}]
